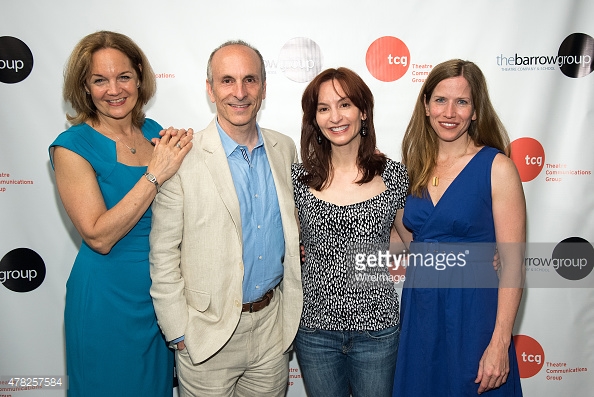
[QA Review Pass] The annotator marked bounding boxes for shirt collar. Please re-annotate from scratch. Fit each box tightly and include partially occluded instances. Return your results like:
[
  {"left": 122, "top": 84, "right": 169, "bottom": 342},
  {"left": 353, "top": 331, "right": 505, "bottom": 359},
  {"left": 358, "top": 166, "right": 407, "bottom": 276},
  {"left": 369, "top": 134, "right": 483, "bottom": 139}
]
[{"left": 216, "top": 118, "right": 264, "bottom": 158}]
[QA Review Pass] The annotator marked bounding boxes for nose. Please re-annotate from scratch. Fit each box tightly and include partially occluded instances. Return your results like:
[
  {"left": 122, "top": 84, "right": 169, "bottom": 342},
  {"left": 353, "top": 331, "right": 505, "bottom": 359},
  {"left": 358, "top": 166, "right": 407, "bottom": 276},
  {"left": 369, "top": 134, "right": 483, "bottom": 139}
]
[
  {"left": 233, "top": 82, "right": 247, "bottom": 100},
  {"left": 444, "top": 101, "right": 456, "bottom": 118},
  {"left": 329, "top": 107, "right": 342, "bottom": 123},
  {"left": 106, "top": 79, "right": 121, "bottom": 95}
]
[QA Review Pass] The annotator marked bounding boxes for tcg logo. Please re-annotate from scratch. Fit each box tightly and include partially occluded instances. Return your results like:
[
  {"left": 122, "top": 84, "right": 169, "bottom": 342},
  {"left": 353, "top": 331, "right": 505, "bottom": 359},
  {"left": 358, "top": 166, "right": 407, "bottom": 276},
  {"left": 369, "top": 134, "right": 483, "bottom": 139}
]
[
  {"left": 366, "top": 36, "right": 410, "bottom": 82},
  {"left": 514, "top": 334, "right": 545, "bottom": 378},
  {"left": 510, "top": 137, "right": 545, "bottom": 182}
]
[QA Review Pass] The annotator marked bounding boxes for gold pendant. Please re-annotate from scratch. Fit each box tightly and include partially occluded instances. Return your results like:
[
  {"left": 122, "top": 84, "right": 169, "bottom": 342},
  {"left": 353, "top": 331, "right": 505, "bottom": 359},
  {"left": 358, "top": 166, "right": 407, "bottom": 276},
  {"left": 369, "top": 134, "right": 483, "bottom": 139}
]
[{"left": 432, "top": 176, "right": 439, "bottom": 186}]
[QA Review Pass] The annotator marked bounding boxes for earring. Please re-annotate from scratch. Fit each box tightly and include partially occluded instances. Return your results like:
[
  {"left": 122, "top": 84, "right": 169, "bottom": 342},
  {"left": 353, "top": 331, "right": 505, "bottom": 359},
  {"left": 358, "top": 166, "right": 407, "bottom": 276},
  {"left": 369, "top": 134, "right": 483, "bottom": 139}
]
[
  {"left": 316, "top": 134, "right": 323, "bottom": 144},
  {"left": 360, "top": 120, "right": 368, "bottom": 137}
]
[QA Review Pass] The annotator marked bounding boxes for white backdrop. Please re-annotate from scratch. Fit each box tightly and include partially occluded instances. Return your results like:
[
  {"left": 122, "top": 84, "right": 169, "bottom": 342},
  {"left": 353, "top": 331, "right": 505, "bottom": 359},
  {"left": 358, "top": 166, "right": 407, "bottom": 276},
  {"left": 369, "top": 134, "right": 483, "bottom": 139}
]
[{"left": 1, "top": 0, "right": 593, "bottom": 396}]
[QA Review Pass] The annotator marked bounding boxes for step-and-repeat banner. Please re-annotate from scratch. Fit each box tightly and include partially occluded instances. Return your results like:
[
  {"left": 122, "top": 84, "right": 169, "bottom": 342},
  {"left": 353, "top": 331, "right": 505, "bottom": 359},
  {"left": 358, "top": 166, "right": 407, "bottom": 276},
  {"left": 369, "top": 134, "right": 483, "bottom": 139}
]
[{"left": 1, "top": 1, "right": 593, "bottom": 396}]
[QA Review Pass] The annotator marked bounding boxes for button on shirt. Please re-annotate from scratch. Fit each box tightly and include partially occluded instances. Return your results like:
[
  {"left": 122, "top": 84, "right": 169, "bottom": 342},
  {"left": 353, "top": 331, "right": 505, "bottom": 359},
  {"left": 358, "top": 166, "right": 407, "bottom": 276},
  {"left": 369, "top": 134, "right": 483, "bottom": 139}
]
[{"left": 217, "top": 120, "right": 285, "bottom": 303}]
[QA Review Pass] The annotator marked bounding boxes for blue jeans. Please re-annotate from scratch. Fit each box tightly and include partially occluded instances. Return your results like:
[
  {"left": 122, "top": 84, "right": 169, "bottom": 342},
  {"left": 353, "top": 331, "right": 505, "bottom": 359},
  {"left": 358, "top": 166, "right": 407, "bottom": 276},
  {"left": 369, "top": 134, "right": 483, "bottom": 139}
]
[{"left": 294, "top": 324, "right": 400, "bottom": 397}]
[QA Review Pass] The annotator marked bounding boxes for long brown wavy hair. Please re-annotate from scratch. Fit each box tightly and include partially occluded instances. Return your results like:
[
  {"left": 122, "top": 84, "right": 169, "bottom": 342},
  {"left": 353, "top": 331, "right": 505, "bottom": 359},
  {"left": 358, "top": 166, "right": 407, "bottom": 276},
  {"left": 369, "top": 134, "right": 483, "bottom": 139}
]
[
  {"left": 63, "top": 31, "right": 156, "bottom": 128},
  {"left": 300, "top": 67, "right": 386, "bottom": 190},
  {"left": 402, "top": 59, "right": 510, "bottom": 197}
]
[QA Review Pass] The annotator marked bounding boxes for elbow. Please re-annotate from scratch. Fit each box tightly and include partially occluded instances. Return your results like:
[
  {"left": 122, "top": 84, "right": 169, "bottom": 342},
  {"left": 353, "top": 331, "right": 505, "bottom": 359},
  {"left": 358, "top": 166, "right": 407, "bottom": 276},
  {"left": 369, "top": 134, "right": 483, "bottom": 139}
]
[{"left": 85, "top": 237, "right": 114, "bottom": 255}]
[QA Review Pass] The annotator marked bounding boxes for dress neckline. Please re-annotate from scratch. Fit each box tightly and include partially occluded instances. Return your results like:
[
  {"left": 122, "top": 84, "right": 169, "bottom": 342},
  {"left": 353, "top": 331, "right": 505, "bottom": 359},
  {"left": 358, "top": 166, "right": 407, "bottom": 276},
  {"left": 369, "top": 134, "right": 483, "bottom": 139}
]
[
  {"left": 84, "top": 122, "right": 151, "bottom": 168},
  {"left": 307, "top": 186, "right": 388, "bottom": 208},
  {"left": 427, "top": 146, "right": 488, "bottom": 207}
]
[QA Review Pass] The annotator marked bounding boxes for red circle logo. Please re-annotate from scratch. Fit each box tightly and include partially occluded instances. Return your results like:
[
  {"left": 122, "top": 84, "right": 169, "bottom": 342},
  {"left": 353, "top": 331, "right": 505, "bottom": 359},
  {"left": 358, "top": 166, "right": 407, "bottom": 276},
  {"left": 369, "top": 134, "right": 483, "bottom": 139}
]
[
  {"left": 514, "top": 334, "right": 545, "bottom": 378},
  {"left": 509, "top": 137, "right": 545, "bottom": 182},
  {"left": 366, "top": 36, "right": 410, "bottom": 82}
]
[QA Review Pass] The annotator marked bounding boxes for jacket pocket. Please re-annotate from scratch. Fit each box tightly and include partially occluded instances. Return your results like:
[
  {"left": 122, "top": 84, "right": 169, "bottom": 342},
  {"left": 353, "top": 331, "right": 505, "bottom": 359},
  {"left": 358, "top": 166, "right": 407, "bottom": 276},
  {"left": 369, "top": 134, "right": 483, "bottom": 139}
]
[{"left": 185, "top": 288, "right": 211, "bottom": 312}]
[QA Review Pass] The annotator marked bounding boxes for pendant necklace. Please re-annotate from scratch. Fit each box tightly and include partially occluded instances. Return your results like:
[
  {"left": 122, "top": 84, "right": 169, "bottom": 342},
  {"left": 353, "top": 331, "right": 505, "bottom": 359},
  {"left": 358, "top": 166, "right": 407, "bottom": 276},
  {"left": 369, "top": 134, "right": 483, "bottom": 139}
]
[
  {"left": 114, "top": 132, "right": 137, "bottom": 154},
  {"left": 432, "top": 139, "right": 471, "bottom": 187}
]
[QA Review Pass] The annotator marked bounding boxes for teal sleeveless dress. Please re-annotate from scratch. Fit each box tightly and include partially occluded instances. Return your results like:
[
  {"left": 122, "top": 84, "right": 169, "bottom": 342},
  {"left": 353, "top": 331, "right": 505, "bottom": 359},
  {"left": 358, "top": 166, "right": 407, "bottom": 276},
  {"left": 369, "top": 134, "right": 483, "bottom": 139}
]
[
  {"left": 50, "top": 119, "right": 174, "bottom": 397},
  {"left": 393, "top": 146, "right": 522, "bottom": 396}
]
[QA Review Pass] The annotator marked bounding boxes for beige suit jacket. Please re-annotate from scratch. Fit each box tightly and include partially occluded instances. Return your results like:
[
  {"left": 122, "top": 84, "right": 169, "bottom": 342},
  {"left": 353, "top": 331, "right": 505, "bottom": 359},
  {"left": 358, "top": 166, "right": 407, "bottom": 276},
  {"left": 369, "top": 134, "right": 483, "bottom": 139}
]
[{"left": 149, "top": 119, "right": 303, "bottom": 365}]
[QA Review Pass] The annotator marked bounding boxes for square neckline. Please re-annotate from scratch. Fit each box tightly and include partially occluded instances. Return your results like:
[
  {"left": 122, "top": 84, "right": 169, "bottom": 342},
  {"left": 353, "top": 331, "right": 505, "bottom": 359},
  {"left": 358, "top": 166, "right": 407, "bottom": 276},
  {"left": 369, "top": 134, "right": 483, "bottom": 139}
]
[{"left": 85, "top": 122, "right": 153, "bottom": 168}]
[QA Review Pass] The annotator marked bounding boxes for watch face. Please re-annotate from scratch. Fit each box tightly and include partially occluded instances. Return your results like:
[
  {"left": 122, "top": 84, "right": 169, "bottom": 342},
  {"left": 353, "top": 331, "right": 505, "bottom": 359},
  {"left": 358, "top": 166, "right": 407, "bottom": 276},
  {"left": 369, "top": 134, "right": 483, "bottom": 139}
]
[{"left": 145, "top": 173, "right": 158, "bottom": 186}]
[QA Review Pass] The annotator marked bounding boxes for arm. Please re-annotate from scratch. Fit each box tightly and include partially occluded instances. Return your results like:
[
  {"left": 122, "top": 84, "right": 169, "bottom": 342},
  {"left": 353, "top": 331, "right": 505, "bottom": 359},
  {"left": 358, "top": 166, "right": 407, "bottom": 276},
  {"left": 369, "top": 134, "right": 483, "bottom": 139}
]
[
  {"left": 392, "top": 209, "right": 413, "bottom": 250},
  {"left": 149, "top": 169, "right": 189, "bottom": 343},
  {"left": 52, "top": 128, "right": 192, "bottom": 254},
  {"left": 475, "top": 153, "right": 526, "bottom": 394}
]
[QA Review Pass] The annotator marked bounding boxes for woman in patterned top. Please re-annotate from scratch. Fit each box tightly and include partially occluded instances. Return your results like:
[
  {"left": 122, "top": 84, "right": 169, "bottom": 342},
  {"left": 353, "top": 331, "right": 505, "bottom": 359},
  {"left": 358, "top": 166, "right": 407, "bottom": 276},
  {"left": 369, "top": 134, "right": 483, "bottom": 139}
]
[{"left": 292, "top": 67, "right": 409, "bottom": 397}]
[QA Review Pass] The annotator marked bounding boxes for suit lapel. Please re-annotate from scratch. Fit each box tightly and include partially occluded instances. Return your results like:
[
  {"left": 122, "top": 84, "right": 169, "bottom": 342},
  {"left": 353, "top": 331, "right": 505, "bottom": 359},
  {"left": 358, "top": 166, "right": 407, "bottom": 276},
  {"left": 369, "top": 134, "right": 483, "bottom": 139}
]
[
  {"left": 202, "top": 120, "right": 243, "bottom": 241},
  {"left": 262, "top": 130, "right": 292, "bottom": 225}
]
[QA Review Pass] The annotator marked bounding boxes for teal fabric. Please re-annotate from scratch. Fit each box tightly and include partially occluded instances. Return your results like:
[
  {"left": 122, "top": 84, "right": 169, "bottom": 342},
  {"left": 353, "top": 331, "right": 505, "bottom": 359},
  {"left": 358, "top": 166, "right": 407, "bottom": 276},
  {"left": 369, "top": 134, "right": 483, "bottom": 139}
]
[{"left": 50, "top": 119, "right": 174, "bottom": 396}]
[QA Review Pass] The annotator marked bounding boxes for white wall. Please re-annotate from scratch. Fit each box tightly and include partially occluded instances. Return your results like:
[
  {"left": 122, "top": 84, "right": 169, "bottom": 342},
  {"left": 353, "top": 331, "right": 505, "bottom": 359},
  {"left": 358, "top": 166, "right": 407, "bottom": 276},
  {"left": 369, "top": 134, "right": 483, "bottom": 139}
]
[{"left": 1, "top": 1, "right": 593, "bottom": 395}]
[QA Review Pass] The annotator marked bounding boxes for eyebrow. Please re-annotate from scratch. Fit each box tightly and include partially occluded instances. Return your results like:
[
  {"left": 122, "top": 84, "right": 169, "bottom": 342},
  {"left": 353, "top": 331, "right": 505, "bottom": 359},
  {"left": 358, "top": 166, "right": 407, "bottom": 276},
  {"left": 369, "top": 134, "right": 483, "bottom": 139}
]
[
  {"left": 89, "top": 70, "right": 133, "bottom": 77},
  {"left": 317, "top": 96, "right": 349, "bottom": 106}
]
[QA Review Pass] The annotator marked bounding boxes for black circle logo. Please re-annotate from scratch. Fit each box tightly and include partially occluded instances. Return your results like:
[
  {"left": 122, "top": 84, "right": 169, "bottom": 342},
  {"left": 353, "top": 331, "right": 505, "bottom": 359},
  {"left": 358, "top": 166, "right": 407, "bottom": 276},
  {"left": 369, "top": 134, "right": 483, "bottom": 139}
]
[
  {"left": 0, "top": 248, "right": 46, "bottom": 292},
  {"left": 558, "top": 33, "right": 594, "bottom": 78},
  {"left": 0, "top": 36, "right": 34, "bottom": 84},
  {"left": 552, "top": 237, "right": 594, "bottom": 281}
]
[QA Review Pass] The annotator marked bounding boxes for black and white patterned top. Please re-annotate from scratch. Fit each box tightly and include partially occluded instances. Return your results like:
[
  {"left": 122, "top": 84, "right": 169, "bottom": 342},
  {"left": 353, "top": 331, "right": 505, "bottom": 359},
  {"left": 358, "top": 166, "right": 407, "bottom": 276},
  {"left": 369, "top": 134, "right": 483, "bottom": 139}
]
[{"left": 292, "top": 158, "right": 409, "bottom": 331}]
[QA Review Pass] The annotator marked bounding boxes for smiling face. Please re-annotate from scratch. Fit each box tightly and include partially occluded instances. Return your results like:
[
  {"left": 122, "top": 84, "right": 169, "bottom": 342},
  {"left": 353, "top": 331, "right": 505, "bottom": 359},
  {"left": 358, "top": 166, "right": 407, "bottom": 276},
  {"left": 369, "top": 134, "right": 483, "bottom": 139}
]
[
  {"left": 206, "top": 44, "right": 266, "bottom": 135},
  {"left": 315, "top": 79, "right": 366, "bottom": 149},
  {"left": 425, "top": 75, "right": 477, "bottom": 143},
  {"left": 86, "top": 48, "right": 140, "bottom": 123}
]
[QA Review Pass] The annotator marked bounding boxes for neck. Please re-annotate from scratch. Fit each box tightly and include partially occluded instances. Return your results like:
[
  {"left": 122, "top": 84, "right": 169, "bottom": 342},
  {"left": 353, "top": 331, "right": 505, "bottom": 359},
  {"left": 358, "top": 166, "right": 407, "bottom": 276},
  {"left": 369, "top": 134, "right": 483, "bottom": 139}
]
[
  {"left": 330, "top": 143, "right": 359, "bottom": 171},
  {"left": 93, "top": 115, "right": 135, "bottom": 137},
  {"left": 218, "top": 118, "right": 259, "bottom": 151},
  {"left": 438, "top": 135, "right": 473, "bottom": 161}
]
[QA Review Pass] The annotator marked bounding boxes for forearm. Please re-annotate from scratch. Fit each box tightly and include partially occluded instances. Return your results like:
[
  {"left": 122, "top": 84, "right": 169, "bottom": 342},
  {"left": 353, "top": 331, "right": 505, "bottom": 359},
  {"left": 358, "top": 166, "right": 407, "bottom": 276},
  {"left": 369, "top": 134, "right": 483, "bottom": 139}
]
[
  {"left": 492, "top": 287, "right": 523, "bottom": 346},
  {"left": 83, "top": 176, "right": 158, "bottom": 253},
  {"left": 149, "top": 174, "right": 188, "bottom": 340}
]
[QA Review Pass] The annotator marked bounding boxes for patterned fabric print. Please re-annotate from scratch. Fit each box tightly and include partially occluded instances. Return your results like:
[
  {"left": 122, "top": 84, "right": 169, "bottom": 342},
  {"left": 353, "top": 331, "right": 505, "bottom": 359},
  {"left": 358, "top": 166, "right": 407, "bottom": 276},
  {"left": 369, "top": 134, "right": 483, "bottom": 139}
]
[{"left": 292, "top": 159, "right": 409, "bottom": 330}]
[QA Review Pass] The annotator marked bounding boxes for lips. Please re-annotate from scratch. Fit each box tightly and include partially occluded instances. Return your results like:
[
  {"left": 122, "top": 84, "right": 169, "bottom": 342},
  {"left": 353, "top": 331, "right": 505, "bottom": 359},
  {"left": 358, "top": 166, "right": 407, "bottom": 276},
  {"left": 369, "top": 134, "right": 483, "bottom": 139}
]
[
  {"left": 106, "top": 98, "right": 125, "bottom": 105},
  {"left": 229, "top": 103, "right": 249, "bottom": 109},
  {"left": 330, "top": 125, "right": 349, "bottom": 132}
]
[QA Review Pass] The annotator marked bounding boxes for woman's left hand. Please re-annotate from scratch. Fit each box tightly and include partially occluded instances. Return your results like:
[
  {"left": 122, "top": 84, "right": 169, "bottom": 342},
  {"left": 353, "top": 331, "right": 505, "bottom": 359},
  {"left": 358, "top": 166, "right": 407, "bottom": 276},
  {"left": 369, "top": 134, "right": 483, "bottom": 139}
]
[
  {"left": 475, "top": 340, "right": 510, "bottom": 394},
  {"left": 148, "top": 127, "right": 194, "bottom": 184}
]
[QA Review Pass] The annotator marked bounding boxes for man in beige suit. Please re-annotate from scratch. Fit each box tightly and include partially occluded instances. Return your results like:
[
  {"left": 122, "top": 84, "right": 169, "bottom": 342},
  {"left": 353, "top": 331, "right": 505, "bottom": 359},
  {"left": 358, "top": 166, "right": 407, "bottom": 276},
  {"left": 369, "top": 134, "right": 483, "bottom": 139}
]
[{"left": 149, "top": 40, "right": 303, "bottom": 396}]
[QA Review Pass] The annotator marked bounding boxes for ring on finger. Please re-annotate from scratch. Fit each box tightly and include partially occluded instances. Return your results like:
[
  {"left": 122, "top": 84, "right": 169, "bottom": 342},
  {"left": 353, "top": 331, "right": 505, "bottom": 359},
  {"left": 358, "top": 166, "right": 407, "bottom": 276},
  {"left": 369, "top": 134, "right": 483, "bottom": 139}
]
[{"left": 175, "top": 143, "right": 182, "bottom": 149}]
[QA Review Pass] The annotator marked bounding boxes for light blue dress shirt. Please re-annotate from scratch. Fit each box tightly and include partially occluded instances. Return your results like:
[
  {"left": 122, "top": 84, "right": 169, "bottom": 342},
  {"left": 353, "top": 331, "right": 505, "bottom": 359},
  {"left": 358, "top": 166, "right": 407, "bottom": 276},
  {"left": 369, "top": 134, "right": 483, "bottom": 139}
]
[
  {"left": 169, "top": 121, "right": 287, "bottom": 344},
  {"left": 216, "top": 119, "right": 285, "bottom": 303}
]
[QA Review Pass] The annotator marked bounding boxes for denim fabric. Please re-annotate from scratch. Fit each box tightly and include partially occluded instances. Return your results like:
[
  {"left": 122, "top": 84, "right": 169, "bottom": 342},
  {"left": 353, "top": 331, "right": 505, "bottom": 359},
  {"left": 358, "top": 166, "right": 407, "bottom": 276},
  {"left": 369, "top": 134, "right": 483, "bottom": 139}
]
[{"left": 295, "top": 325, "right": 400, "bottom": 397}]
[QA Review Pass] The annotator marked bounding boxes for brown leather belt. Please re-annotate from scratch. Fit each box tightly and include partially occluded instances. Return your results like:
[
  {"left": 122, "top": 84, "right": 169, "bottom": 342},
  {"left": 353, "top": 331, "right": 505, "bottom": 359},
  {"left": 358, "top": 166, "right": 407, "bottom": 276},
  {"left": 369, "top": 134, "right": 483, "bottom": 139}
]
[{"left": 242, "top": 288, "right": 274, "bottom": 313}]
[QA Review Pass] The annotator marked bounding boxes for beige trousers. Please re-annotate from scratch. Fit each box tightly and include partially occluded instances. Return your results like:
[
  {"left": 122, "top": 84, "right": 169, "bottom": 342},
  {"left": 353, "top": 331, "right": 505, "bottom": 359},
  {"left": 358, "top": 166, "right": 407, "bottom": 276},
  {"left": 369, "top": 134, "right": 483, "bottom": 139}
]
[{"left": 175, "top": 289, "right": 289, "bottom": 397}]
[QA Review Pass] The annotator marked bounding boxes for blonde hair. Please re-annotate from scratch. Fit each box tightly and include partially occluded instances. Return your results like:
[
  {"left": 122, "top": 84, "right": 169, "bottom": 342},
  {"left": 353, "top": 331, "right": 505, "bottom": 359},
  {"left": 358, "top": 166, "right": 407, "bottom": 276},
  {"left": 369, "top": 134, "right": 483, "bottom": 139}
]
[
  {"left": 402, "top": 59, "right": 510, "bottom": 197},
  {"left": 63, "top": 31, "right": 156, "bottom": 128}
]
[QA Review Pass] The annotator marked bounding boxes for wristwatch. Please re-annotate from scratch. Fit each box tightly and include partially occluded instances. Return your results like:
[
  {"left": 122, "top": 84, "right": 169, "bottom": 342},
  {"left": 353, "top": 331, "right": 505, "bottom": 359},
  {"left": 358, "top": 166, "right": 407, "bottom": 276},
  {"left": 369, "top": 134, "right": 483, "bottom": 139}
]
[{"left": 143, "top": 172, "right": 159, "bottom": 191}]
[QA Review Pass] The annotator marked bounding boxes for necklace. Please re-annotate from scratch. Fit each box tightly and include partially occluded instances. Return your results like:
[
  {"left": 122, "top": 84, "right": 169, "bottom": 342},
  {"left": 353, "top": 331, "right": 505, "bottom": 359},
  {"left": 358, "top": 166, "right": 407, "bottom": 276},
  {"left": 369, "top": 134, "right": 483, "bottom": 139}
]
[
  {"left": 432, "top": 139, "right": 472, "bottom": 187},
  {"left": 114, "top": 132, "right": 137, "bottom": 154}
]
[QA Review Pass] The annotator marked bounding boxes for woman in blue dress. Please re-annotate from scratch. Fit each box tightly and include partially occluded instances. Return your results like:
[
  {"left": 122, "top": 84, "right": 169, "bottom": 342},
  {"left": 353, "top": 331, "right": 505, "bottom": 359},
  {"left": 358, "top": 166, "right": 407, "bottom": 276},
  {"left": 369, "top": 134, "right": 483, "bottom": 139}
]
[
  {"left": 392, "top": 59, "right": 526, "bottom": 396},
  {"left": 49, "top": 31, "right": 193, "bottom": 396}
]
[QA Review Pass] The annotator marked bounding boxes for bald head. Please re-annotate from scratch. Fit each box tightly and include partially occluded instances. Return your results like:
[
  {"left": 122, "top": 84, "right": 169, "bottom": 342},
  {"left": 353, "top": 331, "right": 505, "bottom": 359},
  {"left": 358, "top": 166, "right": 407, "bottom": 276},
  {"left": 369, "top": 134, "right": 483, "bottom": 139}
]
[{"left": 206, "top": 40, "right": 266, "bottom": 86}]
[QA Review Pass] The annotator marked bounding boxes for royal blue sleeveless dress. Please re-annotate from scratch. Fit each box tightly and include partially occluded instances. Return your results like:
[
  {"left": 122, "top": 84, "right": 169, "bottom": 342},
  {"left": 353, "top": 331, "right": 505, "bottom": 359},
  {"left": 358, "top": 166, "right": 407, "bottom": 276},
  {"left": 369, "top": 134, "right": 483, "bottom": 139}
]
[
  {"left": 50, "top": 119, "right": 174, "bottom": 397},
  {"left": 393, "top": 146, "right": 522, "bottom": 396}
]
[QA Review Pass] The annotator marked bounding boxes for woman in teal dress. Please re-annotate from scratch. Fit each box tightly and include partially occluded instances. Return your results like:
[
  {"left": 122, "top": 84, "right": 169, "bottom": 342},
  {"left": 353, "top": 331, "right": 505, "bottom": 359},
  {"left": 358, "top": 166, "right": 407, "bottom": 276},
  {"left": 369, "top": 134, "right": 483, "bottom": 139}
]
[
  {"left": 392, "top": 59, "right": 526, "bottom": 396},
  {"left": 49, "top": 31, "right": 193, "bottom": 396}
]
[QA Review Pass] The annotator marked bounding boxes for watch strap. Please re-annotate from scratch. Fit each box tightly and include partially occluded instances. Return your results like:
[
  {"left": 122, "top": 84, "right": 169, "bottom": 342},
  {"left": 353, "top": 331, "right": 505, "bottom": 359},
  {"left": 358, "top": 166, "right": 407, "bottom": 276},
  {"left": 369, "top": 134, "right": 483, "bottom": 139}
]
[{"left": 143, "top": 172, "right": 159, "bottom": 191}]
